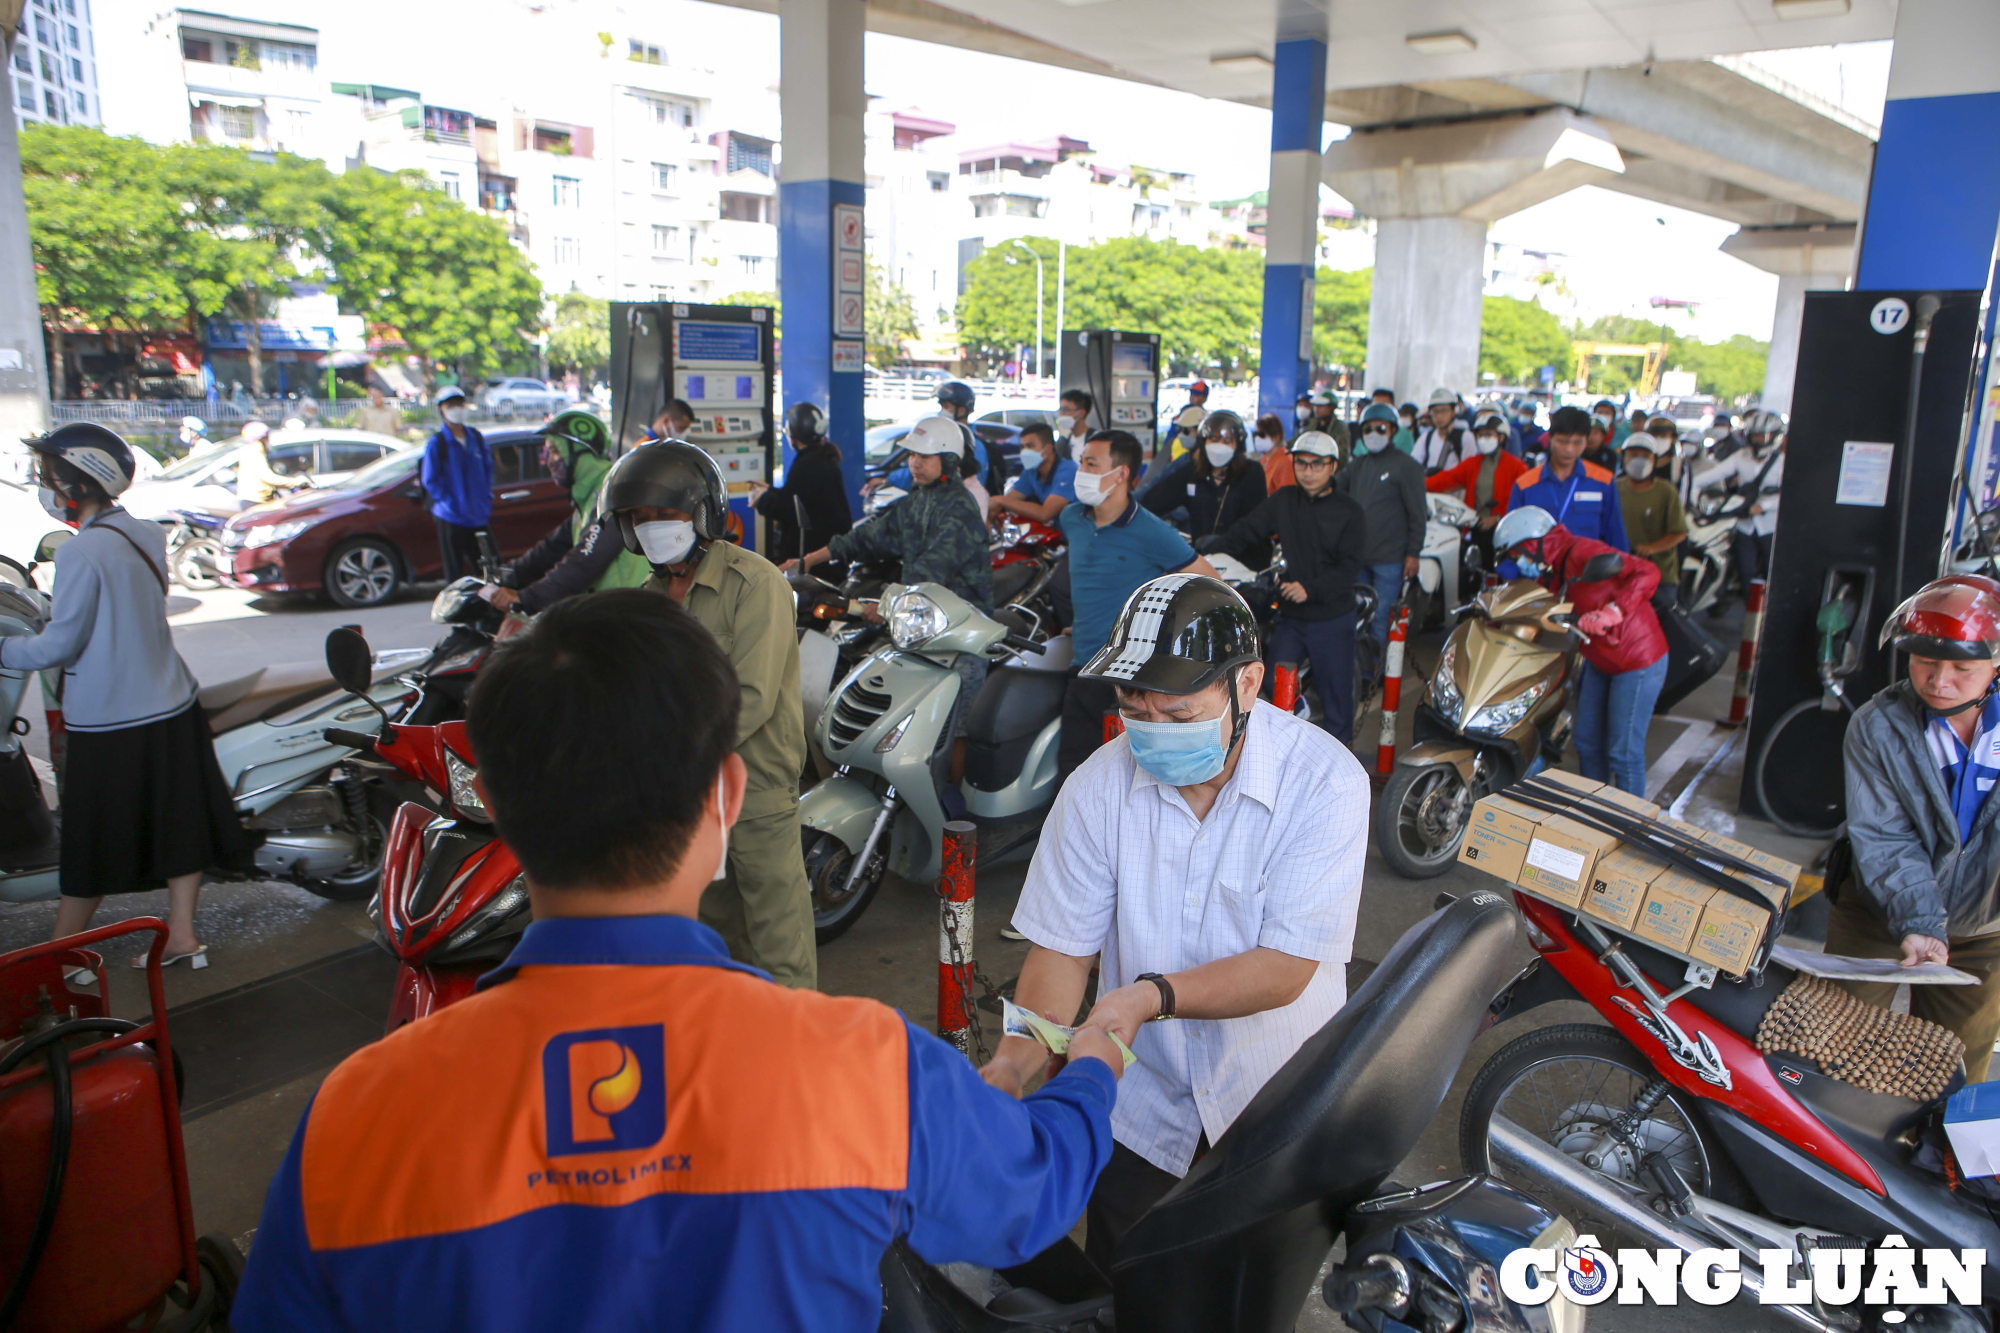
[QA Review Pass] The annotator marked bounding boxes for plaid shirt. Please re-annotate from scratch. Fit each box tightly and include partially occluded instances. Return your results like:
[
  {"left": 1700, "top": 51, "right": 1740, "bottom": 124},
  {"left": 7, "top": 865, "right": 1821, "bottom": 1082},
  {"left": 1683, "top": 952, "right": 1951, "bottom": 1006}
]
[{"left": 1013, "top": 700, "right": 1368, "bottom": 1175}]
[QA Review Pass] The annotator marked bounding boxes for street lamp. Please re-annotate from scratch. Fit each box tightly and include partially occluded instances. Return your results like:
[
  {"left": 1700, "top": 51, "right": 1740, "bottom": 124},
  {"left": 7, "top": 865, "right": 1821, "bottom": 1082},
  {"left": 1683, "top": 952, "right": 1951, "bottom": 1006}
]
[{"left": 1008, "top": 239, "right": 1044, "bottom": 385}]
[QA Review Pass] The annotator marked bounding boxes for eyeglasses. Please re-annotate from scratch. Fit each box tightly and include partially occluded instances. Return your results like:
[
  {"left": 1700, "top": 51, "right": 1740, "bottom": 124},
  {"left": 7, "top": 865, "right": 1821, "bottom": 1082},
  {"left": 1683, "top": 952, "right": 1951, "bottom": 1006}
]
[{"left": 1293, "top": 454, "right": 1335, "bottom": 468}]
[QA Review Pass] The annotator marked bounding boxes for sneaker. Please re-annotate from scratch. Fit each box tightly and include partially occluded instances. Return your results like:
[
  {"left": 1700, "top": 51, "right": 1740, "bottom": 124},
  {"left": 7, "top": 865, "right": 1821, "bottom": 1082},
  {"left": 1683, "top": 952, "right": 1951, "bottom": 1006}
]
[{"left": 999, "top": 923, "right": 1028, "bottom": 942}]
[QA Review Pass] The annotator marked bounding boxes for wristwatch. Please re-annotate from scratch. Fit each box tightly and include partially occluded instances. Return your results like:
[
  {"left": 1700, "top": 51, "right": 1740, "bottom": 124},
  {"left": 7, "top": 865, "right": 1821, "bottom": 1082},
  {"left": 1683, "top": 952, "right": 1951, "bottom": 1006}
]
[{"left": 1136, "top": 972, "right": 1177, "bottom": 1021}]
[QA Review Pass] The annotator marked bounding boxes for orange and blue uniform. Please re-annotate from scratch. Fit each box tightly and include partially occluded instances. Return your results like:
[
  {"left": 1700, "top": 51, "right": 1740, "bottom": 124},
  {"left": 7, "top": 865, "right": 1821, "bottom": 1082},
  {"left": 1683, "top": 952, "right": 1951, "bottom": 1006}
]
[{"left": 232, "top": 915, "right": 1117, "bottom": 1332}]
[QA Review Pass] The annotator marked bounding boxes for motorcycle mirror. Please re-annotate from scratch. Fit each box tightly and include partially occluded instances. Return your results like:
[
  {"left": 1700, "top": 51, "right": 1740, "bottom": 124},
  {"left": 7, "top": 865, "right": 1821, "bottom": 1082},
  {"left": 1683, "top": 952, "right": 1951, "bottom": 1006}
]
[
  {"left": 33, "top": 530, "right": 71, "bottom": 565},
  {"left": 1576, "top": 552, "right": 1624, "bottom": 584},
  {"left": 325, "top": 627, "right": 390, "bottom": 722}
]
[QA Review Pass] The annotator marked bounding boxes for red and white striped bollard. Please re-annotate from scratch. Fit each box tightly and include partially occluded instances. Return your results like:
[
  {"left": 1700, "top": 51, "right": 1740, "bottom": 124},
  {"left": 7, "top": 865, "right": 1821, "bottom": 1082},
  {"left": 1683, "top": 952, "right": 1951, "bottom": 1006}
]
[
  {"left": 1723, "top": 578, "right": 1766, "bottom": 727},
  {"left": 1377, "top": 605, "right": 1410, "bottom": 776},
  {"left": 937, "top": 820, "right": 977, "bottom": 1057}
]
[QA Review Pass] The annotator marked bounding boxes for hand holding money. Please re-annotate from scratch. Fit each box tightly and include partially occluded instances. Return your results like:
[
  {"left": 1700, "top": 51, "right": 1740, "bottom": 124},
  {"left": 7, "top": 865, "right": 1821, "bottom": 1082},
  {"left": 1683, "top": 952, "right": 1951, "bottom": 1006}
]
[{"left": 1002, "top": 998, "right": 1137, "bottom": 1071}]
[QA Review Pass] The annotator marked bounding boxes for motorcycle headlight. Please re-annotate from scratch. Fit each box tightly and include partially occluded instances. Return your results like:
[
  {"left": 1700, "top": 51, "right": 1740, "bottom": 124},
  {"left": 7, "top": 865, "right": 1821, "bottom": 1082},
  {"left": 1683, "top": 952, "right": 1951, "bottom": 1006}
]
[
  {"left": 888, "top": 590, "right": 948, "bottom": 649},
  {"left": 1465, "top": 678, "right": 1552, "bottom": 736},
  {"left": 1431, "top": 642, "right": 1463, "bottom": 724},
  {"left": 242, "top": 518, "right": 313, "bottom": 549},
  {"left": 443, "top": 874, "right": 529, "bottom": 953},
  {"left": 443, "top": 749, "right": 488, "bottom": 821}
]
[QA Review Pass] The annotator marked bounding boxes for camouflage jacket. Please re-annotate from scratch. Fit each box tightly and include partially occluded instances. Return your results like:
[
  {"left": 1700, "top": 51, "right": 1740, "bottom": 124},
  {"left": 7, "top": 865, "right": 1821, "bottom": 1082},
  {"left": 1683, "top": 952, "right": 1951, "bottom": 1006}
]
[{"left": 828, "top": 478, "right": 994, "bottom": 612}]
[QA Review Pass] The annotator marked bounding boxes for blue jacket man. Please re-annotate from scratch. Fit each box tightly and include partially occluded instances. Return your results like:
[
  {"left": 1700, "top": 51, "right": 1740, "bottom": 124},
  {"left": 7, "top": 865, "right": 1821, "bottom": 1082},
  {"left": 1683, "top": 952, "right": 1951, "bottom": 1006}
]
[
  {"left": 1499, "top": 405, "right": 1626, "bottom": 576},
  {"left": 421, "top": 384, "right": 494, "bottom": 583}
]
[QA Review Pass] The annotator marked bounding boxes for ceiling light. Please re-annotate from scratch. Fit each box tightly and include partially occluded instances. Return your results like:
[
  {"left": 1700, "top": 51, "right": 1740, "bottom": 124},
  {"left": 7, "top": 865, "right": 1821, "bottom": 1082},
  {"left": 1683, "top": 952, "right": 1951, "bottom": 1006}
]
[
  {"left": 1772, "top": 0, "right": 1850, "bottom": 17},
  {"left": 1210, "top": 52, "right": 1273, "bottom": 73},
  {"left": 1405, "top": 29, "right": 1477, "bottom": 55}
]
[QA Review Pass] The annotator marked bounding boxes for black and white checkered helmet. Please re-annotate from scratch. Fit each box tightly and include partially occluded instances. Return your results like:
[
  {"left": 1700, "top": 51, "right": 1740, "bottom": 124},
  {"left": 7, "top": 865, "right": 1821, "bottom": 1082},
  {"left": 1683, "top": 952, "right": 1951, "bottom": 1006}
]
[
  {"left": 1079, "top": 574, "right": 1260, "bottom": 695},
  {"left": 29, "top": 422, "right": 137, "bottom": 498}
]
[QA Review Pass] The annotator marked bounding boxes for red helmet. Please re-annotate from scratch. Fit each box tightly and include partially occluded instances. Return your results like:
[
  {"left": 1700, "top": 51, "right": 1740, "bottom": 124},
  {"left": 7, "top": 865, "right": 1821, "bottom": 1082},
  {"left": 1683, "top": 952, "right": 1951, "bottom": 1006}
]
[{"left": 1881, "top": 576, "right": 2000, "bottom": 660}]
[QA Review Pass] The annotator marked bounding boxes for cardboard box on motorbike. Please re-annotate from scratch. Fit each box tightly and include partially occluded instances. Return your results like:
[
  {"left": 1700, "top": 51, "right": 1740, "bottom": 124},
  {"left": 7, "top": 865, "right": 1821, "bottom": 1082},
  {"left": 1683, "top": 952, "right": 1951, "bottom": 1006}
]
[
  {"left": 1585, "top": 845, "right": 1668, "bottom": 931},
  {"left": 1458, "top": 795, "right": 1548, "bottom": 881},
  {"left": 1517, "top": 816, "right": 1620, "bottom": 909}
]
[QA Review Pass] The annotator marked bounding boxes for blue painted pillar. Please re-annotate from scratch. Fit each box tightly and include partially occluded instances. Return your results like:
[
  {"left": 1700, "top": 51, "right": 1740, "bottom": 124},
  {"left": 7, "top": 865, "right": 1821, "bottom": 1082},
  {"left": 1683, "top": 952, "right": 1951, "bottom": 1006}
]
[
  {"left": 1257, "top": 37, "right": 1326, "bottom": 422},
  {"left": 779, "top": 0, "right": 868, "bottom": 516},
  {"left": 1854, "top": 0, "right": 2000, "bottom": 291}
]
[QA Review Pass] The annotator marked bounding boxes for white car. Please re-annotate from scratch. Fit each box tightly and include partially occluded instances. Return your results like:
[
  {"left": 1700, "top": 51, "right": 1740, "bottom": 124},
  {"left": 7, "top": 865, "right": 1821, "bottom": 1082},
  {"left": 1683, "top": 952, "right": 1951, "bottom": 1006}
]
[
  {"left": 122, "top": 430, "right": 405, "bottom": 523},
  {"left": 481, "top": 377, "right": 571, "bottom": 420}
]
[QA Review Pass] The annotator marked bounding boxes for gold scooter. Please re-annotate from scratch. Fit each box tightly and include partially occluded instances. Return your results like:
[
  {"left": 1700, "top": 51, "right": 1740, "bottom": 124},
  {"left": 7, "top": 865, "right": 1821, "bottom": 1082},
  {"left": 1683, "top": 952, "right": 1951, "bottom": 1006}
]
[{"left": 1370, "top": 555, "right": 1618, "bottom": 878}]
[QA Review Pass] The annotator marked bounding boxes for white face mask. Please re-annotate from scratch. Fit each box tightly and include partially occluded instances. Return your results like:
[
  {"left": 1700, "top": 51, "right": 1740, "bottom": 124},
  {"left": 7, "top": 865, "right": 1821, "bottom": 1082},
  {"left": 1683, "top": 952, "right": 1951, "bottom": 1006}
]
[
  {"left": 1249, "top": 434, "right": 1274, "bottom": 456},
  {"left": 1361, "top": 426, "right": 1392, "bottom": 454},
  {"left": 1399, "top": 414, "right": 1416, "bottom": 430},
  {"left": 442, "top": 406, "right": 466, "bottom": 426},
  {"left": 1204, "top": 443, "right": 1236, "bottom": 469},
  {"left": 37, "top": 485, "right": 67, "bottom": 521},
  {"left": 1073, "top": 467, "right": 1119, "bottom": 506},
  {"left": 1294, "top": 405, "right": 1311, "bottom": 424},
  {"left": 1624, "top": 456, "right": 1655, "bottom": 480},
  {"left": 1475, "top": 433, "right": 1501, "bottom": 456},
  {"left": 635, "top": 518, "right": 697, "bottom": 566},
  {"left": 712, "top": 772, "right": 731, "bottom": 881},
  {"left": 1595, "top": 414, "right": 1614, "bottom": 431},
  {"left": 1018, "top": 448, "right": 1044, "bottom": 473}
]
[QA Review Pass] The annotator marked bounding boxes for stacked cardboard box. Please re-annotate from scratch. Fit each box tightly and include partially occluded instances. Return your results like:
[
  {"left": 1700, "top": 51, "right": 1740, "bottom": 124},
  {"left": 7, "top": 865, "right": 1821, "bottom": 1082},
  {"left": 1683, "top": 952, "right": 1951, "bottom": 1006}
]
[{"left": 1459, "top": 782, "right": 1803, "bottom": 976}]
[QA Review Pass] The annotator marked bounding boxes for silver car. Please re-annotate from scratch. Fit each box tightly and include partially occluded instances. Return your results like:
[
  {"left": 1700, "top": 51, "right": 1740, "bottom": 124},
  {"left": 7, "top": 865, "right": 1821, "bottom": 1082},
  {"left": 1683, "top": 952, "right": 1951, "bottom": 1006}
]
[{"left": 481, "top": 377, "right": 571, "bottom": 420}]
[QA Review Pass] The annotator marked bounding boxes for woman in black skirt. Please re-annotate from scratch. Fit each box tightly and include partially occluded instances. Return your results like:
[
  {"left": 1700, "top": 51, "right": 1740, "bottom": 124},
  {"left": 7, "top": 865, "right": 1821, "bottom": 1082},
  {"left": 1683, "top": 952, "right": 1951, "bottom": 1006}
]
[
  {"left": 0, "top": 424, "right": 246, "bottom": 968},
  {"left": 750, "top": 401, "right": 855, "bottom": 564}
]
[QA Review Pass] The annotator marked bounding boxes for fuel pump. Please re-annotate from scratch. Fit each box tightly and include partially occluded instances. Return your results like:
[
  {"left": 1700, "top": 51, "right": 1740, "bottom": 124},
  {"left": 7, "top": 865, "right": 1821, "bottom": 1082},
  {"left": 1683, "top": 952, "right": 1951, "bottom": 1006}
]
[
  {"left": 1060, "top": 330, "right": 1161, "bottom": 461},
  {"left": 610, "top": 301, "right": 777, "bottom": 552}
]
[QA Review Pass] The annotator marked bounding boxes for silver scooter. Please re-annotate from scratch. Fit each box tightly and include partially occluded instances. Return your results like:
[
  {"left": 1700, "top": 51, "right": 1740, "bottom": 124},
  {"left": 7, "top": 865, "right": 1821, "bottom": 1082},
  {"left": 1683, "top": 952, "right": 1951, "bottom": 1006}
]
[
  {"left": 0, "top": 530, "right": 425, "bottom": 904},
  {"left": 798, "top": 582, "right": 1070, "bottom": 942}
]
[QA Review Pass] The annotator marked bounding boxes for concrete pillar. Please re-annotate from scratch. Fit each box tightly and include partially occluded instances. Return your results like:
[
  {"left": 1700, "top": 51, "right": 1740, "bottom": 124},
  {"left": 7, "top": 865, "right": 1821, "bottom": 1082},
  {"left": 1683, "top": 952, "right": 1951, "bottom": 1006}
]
[
  {"left": 1718, "top": 222, "right": 1855, "bottom": 417},
  {"left": 1366, "top": 217, "right": 1487, "bottom": 410},
  {"left": 0, "top": 55, "right": 51, "bottom": 438},
  {"left": 1854, "top": 0, "right": 2000, "bottom": 291},
  {"left": 779, "top": 0, "right": 867, "bottom": 515},
  {"left": 1256, "top": 36, "right": 1324, "bottom": 420},
  {"left": 1322, "top": 108, "right": 1622, "bottom": 405}
]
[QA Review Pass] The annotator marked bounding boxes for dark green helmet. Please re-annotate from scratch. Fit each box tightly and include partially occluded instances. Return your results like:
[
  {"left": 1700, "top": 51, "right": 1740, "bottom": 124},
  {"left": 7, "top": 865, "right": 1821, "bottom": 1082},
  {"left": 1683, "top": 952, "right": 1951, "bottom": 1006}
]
[{"left": 538, "top": 409, "right": 612, "bottom": 458}]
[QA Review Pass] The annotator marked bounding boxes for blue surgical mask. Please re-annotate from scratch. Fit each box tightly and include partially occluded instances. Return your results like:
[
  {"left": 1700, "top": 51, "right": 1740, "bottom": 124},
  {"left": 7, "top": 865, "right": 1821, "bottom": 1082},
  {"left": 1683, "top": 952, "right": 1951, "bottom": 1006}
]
[
  {"left": 1123, "top": 713, "right": 1229, "bottom": 786},
  {"left": 1018, "top": 448, "right": 1044, "bottom": 472},
  {"left": 1516, "top": 557, "right": 1546, "bottom": 580}
]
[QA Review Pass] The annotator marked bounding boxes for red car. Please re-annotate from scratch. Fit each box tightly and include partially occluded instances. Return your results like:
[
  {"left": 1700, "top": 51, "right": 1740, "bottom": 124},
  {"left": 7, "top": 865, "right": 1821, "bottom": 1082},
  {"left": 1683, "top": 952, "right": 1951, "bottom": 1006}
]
[{"left": 220, "top": 429, "right": 571, "bottom": 607}]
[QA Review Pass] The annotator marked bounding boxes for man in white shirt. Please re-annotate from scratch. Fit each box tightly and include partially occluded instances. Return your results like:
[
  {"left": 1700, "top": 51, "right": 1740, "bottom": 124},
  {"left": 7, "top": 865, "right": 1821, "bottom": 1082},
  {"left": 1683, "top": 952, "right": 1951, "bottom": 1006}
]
[
  {"left": 979, "top": 574, "right": 1368, "bottom": 1269},
  {"left": 1695, "top": 410, "right": 1784, "bottom": 603}
]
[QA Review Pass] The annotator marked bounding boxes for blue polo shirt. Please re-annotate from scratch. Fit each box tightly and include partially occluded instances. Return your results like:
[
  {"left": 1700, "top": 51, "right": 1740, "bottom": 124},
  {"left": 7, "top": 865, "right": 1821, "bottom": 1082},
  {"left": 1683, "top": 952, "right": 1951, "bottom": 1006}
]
[
  {"left": 1507, "top": 461, "right": 1628, "bottom": 551},
  {"left": 1008, "top": 458, "right": 1078, "bottom": 506},
  {"left": 1060, "top": 498, "right": 1197, "bottom": 662}
]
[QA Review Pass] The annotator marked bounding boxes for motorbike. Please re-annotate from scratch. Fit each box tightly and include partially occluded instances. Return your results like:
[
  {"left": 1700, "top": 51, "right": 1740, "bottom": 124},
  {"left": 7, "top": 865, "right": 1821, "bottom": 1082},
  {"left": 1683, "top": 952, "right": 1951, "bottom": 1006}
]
[
  {"left": 0, "top": 531, "right": 427, "bottom": 905},
  {"left": 1678, "top": 488, "right": 1745, "bottom": 615},
  {"left": 1466, "top": 890, "right": 2000, "bottom": 1329},
  {"left": 1209, "top": 550, "right": 1384, "bottom": 734},
  {"left": 318, "top": 623, "right": 528, "bottom": 1030},
  {"left": 798, "top": 582, "right": 1069, "bottom": 942},
  {"left": 881, "top": 890, "right": 1585, "bottom": 1333},
  {"left": 1370, "top": 561, "right": 1622, "bottom": 879},
  {"left": 1417, "top": 492, "right": 1483, "bottom": 631},
  {"left": 165, "top": 508, "right": 230, "bottom": 592}
]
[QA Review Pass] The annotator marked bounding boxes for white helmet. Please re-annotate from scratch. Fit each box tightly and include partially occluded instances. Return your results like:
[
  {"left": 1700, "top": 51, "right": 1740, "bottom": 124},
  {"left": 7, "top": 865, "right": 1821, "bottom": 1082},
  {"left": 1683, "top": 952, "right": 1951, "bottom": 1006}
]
[
  {"left": 1427, "top": 387, "right": 1458, "bottom": 408},
  {"left": 181, "top": 415, "right": 206, "bottom": 434},
  {"left": 901, "top": 415, "right": 962, "bottom": 456},
  {"left": 1622, "top": 430, "right": 1673, "bottom": 457},
  {"left": 1494, "top": 504, "right": 1557, "bottom": 555},
  {"left": 241, "top": 421, "right": 270, "bottom": 443},
  {"left": 1289, "top": 430, "right": 1341, "bottom": 458}
]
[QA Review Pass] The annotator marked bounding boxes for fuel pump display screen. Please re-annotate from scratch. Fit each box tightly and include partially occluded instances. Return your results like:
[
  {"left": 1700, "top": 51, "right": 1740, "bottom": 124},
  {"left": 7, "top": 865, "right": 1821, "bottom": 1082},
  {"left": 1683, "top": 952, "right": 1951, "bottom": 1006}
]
[
  {"left": 674, "top": 321, "right": 761, "bottom": 365},
  {"left": 1109, "top": 341, "right": 1156, "bottom": 427}
]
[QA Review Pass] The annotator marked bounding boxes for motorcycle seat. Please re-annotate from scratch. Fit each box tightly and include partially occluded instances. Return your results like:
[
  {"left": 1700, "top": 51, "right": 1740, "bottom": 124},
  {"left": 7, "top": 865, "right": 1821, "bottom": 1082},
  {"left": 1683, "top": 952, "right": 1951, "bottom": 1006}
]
[
  {"left": 1108, "top": 890, "right": 1525, "bottom": 1332},
  {"left": 197, "top": 662, "right": 339, "bottom": 734},
  {"left": 965, "top": 667, "right": 1067, "bottom": 747}
]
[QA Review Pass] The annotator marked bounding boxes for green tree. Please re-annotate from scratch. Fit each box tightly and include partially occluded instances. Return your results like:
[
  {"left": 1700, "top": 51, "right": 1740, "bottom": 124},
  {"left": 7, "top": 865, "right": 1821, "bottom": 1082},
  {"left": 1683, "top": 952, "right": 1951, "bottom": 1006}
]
[
  {"left": 864, "top": 257, "right": 917, "bottom": 368},
  {"left": 957, "top": 237, "right": 1264, "bottom": 378},
  {"left": 1480, "top": 295, "right": 1571, "bottom": 386},
  {"left": 19, "top": 126, "right": 187, "bottom": 393},
  {"left": 319, "top": 167, "right": 543, "bottom": 386},
  {"left": 1570, "top": 314, "right": 1767, "bottom": 403},
  {"left": 715, "top": 289, "right": 779, "bottom": 337},
  {"left": 546, "top": 292, "right": 608, "bottom": 378},
  {"left": 1312, "top": 267, "right": 1370, "bottom": 372}
]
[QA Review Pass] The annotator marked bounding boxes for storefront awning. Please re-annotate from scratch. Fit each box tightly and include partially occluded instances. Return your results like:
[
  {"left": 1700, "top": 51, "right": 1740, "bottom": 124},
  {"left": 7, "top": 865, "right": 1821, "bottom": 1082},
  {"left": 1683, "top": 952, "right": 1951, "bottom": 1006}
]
[{"left": 190, "top": 91, "right": 264, "bottom": 109}]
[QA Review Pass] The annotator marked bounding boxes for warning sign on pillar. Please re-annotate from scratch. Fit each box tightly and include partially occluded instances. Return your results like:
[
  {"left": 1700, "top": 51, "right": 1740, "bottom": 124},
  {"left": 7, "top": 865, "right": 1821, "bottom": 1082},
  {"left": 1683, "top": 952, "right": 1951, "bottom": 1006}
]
[
  {"left": 834, "top": 204, "right": 863, "bottom": 253},
  {"left": 835, "top": 292, "right": 865, "bottom": 338},
  {"left": 832, "top": 340, "right": 865, "bottom": 374},
  {"left": 838, "top": 254, "right": 864, "bottom": 291}
]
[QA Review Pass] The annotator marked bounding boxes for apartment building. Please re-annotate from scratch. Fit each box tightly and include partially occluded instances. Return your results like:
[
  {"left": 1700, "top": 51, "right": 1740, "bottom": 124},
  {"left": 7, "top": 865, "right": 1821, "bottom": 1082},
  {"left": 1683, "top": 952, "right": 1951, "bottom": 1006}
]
[
  {"left": 11, "top": 0, "right": 99, "bottom": 127},
  {"left": 175, "top": 10, "right": 327, "bottom": 161},
  {"left": 865, "top": 104, "right": 959, "bottom": 335}
]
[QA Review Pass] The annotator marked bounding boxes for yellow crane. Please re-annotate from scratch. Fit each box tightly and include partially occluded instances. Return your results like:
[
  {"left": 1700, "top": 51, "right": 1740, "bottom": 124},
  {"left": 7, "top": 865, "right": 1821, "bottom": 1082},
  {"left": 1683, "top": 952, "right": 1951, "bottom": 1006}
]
[{"left": 1572, "top": 341, "right": 1667, "bottom": 396}]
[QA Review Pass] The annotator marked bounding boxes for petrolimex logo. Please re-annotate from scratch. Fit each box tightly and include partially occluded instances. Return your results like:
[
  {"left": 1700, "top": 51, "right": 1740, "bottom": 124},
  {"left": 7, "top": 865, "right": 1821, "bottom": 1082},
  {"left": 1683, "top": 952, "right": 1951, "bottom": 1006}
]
[
  {"left": 541, "top": 1024, "right": 667, "bottom": 1157},
  {"left": 1501, "top": 1235, "right": 1984, "bottom": 1321}
]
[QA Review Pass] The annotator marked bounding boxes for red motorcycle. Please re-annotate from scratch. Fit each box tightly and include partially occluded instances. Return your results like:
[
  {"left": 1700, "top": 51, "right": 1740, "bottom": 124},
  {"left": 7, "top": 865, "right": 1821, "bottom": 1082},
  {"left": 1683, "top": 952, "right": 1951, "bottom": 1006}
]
[
  {"left": 990, "top": 514, "right": 1064, "bottom": 639},
  {"left": 1464, "top": 889, "right": 2000, "bottom": 1324},
  {"left": 322, "top": 627, "right": 527, "bottom": 1032}
]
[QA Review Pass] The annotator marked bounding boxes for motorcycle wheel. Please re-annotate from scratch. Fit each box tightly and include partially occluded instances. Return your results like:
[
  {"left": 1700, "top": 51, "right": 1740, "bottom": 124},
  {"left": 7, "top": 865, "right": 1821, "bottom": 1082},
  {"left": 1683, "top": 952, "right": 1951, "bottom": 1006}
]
[
  {"left": 299, "top": 802, "right": 390, "bottom": 902},
  {"left": 1372, "top": 763, "right": 1473, "bottom": 879},
  {"left": 172, "top": 537, "right": 226, "bottom": 592},
  {"left": 806, "top": 828, "right": 884, "bottom": 945},
  {"left": 1459, "top": 1022, "right": 1753, "bottom": 1209}
]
